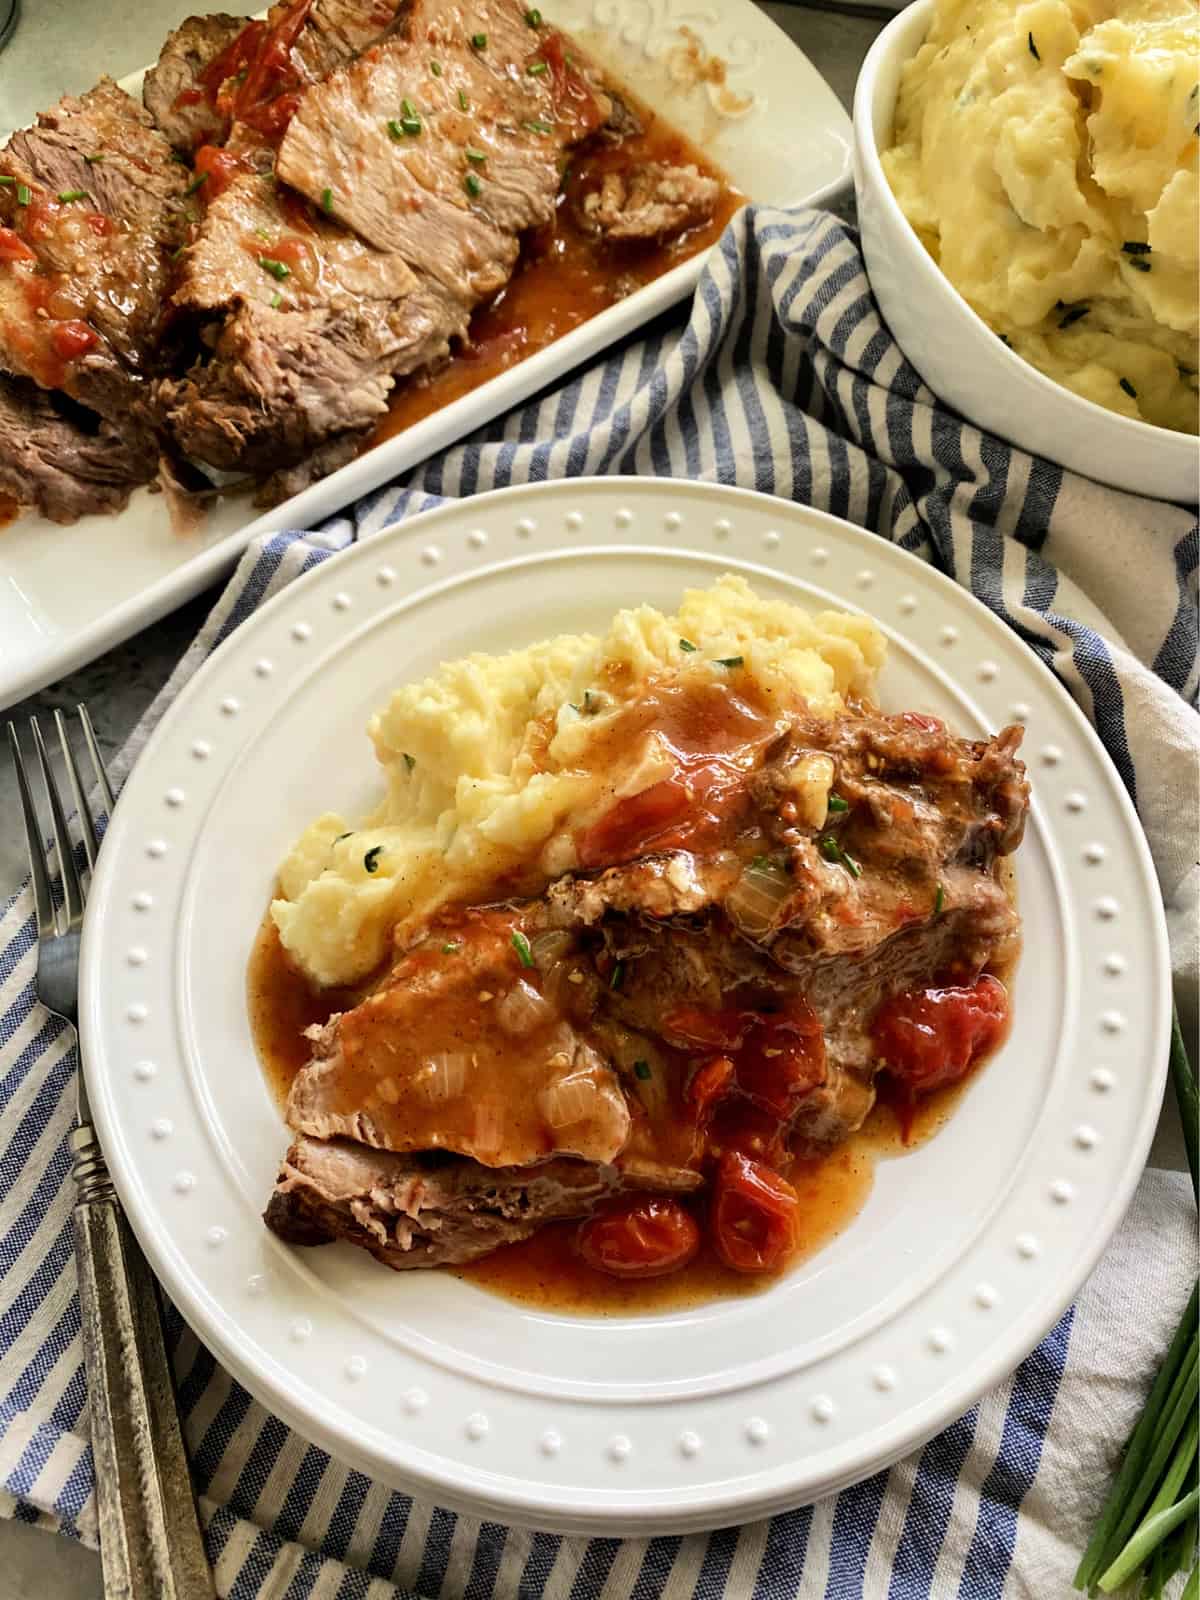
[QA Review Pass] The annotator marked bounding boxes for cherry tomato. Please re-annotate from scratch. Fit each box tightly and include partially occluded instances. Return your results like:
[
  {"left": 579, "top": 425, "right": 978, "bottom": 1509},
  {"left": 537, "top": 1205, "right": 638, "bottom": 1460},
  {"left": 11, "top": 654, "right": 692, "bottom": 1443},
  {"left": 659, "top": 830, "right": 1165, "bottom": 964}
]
[
  {"left": 872, "top": 974, "right": 1008, "bottom": 1094},
  {"left": 578, "top": 775, "right": 692, "bottom": 867},
  {"left": 711, "top": 1152, "right": 800, "bottom": 1273},
  {"left": 577, "top": 1198, "right": 700, "bottom": 1279},
  {"left": 49, "top": 320, "right": 97, "bottom": 361},
  {"left": 736, "top": 1001, "right": 826, "bottom": 1119},
  {"left": 0, "top": 227, "right": 36, "bottom": 264}
]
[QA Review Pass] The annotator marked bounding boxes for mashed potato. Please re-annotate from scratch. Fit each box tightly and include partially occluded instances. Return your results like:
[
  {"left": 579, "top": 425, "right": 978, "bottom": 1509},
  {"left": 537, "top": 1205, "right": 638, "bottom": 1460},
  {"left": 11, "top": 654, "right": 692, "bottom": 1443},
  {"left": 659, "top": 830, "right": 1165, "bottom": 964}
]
[
  {"left": 883, "top": 0, "right": 1199, "bottom": 433},
  {"left": 272, "top": 576, "right": 885, "bottom": 986}
]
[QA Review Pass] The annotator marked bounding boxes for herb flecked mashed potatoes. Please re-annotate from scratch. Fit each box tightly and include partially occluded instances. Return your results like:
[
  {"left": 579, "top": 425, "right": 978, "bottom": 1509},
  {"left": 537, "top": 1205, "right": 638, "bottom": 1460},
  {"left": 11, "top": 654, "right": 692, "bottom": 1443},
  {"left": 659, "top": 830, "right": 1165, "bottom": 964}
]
[
  {"left": 271, "top": 576, "right": 885, "bottom": 987},
  {"left": 883, "top": 0, "right": 1199, "bottom": 433}
]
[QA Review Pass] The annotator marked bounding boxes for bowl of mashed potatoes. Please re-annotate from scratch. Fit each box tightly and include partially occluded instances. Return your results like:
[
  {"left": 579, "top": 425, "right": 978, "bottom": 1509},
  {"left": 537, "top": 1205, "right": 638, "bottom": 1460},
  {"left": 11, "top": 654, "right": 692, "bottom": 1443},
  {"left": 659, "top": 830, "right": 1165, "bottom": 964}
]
[{"left": 854, "top": 0, "right": 1199, "bottom": 503}]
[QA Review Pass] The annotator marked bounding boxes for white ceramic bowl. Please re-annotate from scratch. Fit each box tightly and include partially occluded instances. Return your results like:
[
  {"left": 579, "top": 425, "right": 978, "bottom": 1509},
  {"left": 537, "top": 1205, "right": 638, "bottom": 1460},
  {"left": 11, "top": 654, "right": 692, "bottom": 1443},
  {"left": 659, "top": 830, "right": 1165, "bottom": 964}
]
[{"left": 853, "top": 0, "right": 1199, "bottom": 505}]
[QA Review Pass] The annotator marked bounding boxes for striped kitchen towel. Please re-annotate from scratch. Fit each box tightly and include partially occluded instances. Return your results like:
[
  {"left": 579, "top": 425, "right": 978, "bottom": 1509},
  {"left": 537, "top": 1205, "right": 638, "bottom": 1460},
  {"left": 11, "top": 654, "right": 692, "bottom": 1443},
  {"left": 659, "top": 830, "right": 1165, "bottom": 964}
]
[{"left": 0, "top": 207, "right": 1197, "bottom": 1598}]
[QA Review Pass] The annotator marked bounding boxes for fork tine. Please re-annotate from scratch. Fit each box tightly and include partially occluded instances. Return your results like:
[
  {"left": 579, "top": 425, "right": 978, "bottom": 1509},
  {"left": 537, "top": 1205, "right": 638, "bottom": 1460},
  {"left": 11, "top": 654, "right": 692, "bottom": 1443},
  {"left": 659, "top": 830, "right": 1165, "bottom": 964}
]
[
  {"left": 31, "top": 718, "right": 85, "bottom": 927},
  {"left": 55, "top": 709, "right": 101, "bottom": 875},
  {"left": 78, "top": 704, "right": 115, "bottom": 816},
  {"left": 7, "top": 723, "right": 56, "bottom": 938}
]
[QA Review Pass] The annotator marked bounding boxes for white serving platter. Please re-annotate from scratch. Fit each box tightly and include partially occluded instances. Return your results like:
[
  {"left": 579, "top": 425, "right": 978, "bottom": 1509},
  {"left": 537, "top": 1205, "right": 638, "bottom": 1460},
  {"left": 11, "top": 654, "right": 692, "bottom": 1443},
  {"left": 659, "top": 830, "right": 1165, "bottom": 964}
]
[
  {"left": 79, "top": 477, "right": 1170, "bottom": 1535},
  {"left": 0, "top": 1, "right": 852, "bottom": 708}
]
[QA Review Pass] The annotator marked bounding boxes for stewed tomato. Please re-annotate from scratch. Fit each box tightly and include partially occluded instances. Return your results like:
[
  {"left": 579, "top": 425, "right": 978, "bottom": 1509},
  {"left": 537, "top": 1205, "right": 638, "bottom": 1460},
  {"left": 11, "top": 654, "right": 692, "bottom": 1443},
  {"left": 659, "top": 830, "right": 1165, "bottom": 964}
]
[
  {"left": 686, "top": 1054, "right": 735, "bottom": 1119},
  {"left": 711, "top": 1152, "right": 800, "bottom": 1273},
  {"left": 49, "top": 320, "right": 97, "bottom": 361},
  {"left": 735, "top": 1001, "right": 825, "bottom": 1119},
  {"left": 193, "top": 144, "right": 247, "bottom": 200},
  {"left": 0, "top": 227, "right": 36, "bottom": 264},
  {"left": 872, "top": 974, "right": 1008, "bottom": 1094},
  {"left": 576, "top": 1198, "right": 700, "bottom": 1279}
]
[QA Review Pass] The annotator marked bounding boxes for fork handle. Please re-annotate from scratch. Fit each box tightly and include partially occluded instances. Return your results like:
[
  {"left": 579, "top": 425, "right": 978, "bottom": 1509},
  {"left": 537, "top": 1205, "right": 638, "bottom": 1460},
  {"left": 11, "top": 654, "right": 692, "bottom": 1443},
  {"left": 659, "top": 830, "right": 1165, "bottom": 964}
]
[{"left": 71, "top": 1124, "right": 214, "bottom": 1600}]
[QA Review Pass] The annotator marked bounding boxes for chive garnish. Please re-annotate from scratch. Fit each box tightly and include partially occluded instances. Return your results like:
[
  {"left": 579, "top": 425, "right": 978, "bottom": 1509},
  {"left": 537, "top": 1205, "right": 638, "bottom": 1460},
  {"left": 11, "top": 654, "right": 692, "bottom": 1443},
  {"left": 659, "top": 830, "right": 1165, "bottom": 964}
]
[
  {"left": 470, "top": 31, "right": 487, "bottom": 48},
  {"left": 525, "top": 7, "right": 542, "bottom": 23},
  {"left": 827, "top": 794, "right": 849, "bottom": 813},
  {"left": 16, "top": 183, "right": 31, "bottom": 205},
  {"left": 1119, "top": 377, "right": 1138, "bottom": 399},
  {"left": 465, "top": 146, "right": 486, "bottom": 164},
  {"left": 386, "top": 118, "right": 405, "bottom": 140},
  {"left": 1127, "top": 257, "right": 1151, "bottom": 273},
  {"left": 750, "top": 854, "right": 771, "bottom": 870},
  {"left": 1121, "top": 241, "right": 1151, "bottom": 256},
  {"left": 363, "top": 845, "right": 382, "bottom": 873},
  {"left": 610, "top": 961, "right": 625, "bottom": 990},
  {"left": 464, "top": 172, "right": 483, "bottom": 198},
  {"left": 398, "top": 101, "right": 422, "bottom": 135},
  {"left": 258, "top": 256, "right": 290, "bottom": 280},
  {"left": 934, "top": 883, "right": 945, "bottom": 917},
  {"left": 0, "top": 176, "right": 13, "bottom": 185},
  {"left": 402, "top": 752, "right": 415, "bottom": 772},
  {"left": 716, "top": 655, "right": 744, "bottom": 668},
  {"left": 58, "top": 188, "right": 88, "bottom": 203},
  {"left": 522, "top": 118, "right": 552, "bottom": 134},
  {"left": 270, "top": 290, "right": 282, "bottom": 308},
  {"left": 679, "top": 637, "right": 697, "bottom": 652},
  {"left": 84, "top": 153, "right": 104, "bottom": 164},
  {"left": 321, "top": 186, "right": 333, "bottom": 212},
  {"left": 526, "top": 59, "right": 548, "bottom": 76},
  {"left": 1028, "top": 31, "right": 1040, "bottom": 59},
  {"left": 430, "top": 59, "right": 442, "bottom": 75},
  {"left": 841, "top": 850, "right": 862, "bottom": 879},
  {"left": 335, "top": 831, "right": 354, "bottom": 842},
  {"left": 818, "top": 835, "right": 861, "bottom": 878},
  {"left": 458, "top": 89, "right": 470, "bottom": 110},
  {"left": 182, "top": 173, "right": 207, "bottom": 197},
  {"left": 400, "top": 117, "right": 421, "bottom": 135},
  {"left": 633, "top": 1059, "right": 652, "bottom": 1081},
  {"left": 441, "top": 942, "right": 460, "bottom": 954},
  {"left": 511, "top": 929, "right": 534, "bottom": 967}
]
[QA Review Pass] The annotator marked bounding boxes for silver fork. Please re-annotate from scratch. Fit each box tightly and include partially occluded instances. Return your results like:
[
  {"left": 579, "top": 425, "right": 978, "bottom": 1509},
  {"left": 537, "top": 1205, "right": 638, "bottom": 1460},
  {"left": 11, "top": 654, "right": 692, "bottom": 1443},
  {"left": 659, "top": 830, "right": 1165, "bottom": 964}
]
[{"left": 8, "top": 708, "right": 213, "bottom": 1600}]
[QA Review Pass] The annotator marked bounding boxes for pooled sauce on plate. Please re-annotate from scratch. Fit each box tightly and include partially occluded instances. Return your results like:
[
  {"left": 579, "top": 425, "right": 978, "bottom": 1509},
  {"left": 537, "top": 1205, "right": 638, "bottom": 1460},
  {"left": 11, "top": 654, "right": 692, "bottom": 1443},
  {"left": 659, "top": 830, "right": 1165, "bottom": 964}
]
[
  {"left": 369, "top": 93, "right": 742, "bottom": 446},
  {"left": 248, "top": 914, "right": 988, "bottom": 1315}
]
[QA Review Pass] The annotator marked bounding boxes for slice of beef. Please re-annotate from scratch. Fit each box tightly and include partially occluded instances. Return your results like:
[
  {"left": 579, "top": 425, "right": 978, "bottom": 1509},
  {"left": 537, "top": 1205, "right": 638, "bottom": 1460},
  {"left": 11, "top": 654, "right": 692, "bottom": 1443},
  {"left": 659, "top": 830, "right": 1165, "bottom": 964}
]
[
  {"left": 159, "top": 170, "right": 464, "bottom": 476},
  {"left": 0, "top": 79, "right": 186, "bottom": 429},
  {"left": 579, "top": 162, "right": 719, "bottom": 241},
  {"left": 0, "top": 374, "right": 154, "bottom": 523},
  {"left": 142, "top": 13, "right": 247, "bottom": 151},
  {"left": 265, "top": 1136, "right": 696, "bottom": 1269},
  {"left": 275, "top": 0, "right": 606, "bottom": 300}
]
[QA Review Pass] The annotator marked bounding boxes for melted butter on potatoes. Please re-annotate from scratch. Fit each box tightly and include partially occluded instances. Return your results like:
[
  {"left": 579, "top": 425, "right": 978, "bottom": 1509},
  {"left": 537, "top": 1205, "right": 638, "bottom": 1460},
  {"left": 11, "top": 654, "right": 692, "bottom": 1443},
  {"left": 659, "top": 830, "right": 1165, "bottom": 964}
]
[
  {"left": 271, "top": 576, "right": 885, "bottom": 987},
  {"left": 883, "top": 0, "right": 1199, "bottom": 434}
]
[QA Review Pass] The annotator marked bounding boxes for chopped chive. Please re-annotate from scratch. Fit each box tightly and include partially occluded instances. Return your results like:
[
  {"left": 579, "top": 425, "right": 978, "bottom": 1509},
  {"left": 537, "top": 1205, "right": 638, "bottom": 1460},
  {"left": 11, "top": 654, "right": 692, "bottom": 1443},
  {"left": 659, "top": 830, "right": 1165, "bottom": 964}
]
[
  {"left": 750, "top": 854, "right": 771, "bottom": 870},
  {"left": 1127, "top": 257, "right": 1152, "bottom": 272},
  {"left": 270, "top": 290, "right": 282, "bottom": 308},
  {"left": 458, "top": 88, "right": 470, "bottom": 110},
  {"left": 400, "top": 115, "right": 421, "bottom": 135},
  {"left": 1028, "top": 31, "right": 1040, "bottom": 60},
  {"left": 258, "top": 256, "right": 290, "bottom": 280},
  {"left": 826, "top": 794, "right": 849, "bottom": 813},
  {"left": 818, "top": 834, "right": 861, "bottom": 877},
  {"left": 610, "top": 961, "right": 625, "bottom": 990},
  {"left": 441, "top": 941, "right": 460, "bottom": 954},
  {"left": 511, "top": 929, "right": 534, "bottom": 968},
  {"left": 464, "top": 172, "right": 483, "bottom": 198},
  {"left": 403, "top": 752, "right": 416, "bottom": 772},
  {"left": 16, "top": 183, "right": 31, "bottom": 205},
  {"left": 470, "top": 31, "right": 487, "bottom": 48},
  {"left": 1119, "top": 377, "right": 1138, "bottom": 399},
  {"left": 254, "top": 225, "right": 272, "bottom": 241},
  {"left": 1121, "top": 240, "right": 1151, "bottom": 255},
  {"left": 182, "top": 173, "right": 207, "bottom": 197},
  {"left": 465, "top": 146, "right": 486, "bottom": 163},
  {"left": 1058, "top": 304, "right": 1089, "bottom": 329},
  {"left": 171, "top": 243, "right": 186, "bottom": 259},
  {"left": 0, "top": 176, "right": 13, "bottom": 185},
  {"left": 522, "top": 118, "right": 552, "bottom": 133},
  {"left": 386, "top": 118, "right": 405, "bottom": 140},
  {"left": 430, "top": 58, "right": 442, "bottom": 75},
  {"left": 525, "top": 7, "right": 542, "bottom": 23},
  {"left": 321, "top": 186, "right": 333, "bottom": 212},
  {"left": 841, "top": 850, "right": 862, "bottom": 879},
  {"left": 934, "top": 883, "right": 945, "bottom": 917},
  {"left": 716, "top": 655, "right": 744, "bottom": 668},
  {"left": 633, "top": 1059, "right": 652, "bottom": 1081},
  {"left": 334, "top": 831, "right": 354, "bottom": 843},
  {"left": 402, "top": 98, "right": 418, "bottom": 118},
  {"left": 526, "top": 59, "right": 548, "bottom": 76},
  {"left": 84, "top": 153, "right": 104, "bottom": 164},
  {"left": 58, "top": 188, "right": 88, "bottom": 203},
  {"left": 679, "top": 637, "right": 697, "bottom": 652},
  {"left": 363, "top": 844, "right": 383, "bottom": 873}
]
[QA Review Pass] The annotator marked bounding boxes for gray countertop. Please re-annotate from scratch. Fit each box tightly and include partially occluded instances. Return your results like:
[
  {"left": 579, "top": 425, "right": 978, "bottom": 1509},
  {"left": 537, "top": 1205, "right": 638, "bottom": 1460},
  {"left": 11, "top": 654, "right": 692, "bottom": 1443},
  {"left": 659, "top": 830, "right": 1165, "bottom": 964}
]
[{"left": 0, "top": 4, "right": 1186, "bottom": 1596}]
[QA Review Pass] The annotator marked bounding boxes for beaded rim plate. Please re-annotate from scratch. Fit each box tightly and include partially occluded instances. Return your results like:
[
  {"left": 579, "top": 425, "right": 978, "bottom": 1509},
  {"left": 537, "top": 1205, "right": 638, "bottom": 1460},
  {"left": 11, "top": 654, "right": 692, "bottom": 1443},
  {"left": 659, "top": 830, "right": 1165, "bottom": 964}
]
[
  {"left": 0, "top": 0, "right": 853, "bottom": 709},
  {"left": 79, "top": 479, "right": 1169, "bottom": 1535}
]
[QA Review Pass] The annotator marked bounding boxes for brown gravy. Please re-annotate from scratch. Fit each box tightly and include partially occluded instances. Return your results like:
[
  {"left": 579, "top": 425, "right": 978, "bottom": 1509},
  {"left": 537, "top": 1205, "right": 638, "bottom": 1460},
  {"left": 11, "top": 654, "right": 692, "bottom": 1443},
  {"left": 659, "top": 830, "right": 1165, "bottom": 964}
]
[
  {"left": 248, "top": 914, "right": 979, "bottom": 1315},
  {"left": 369, "top": 88, "right": 742, "bottom": 447}
]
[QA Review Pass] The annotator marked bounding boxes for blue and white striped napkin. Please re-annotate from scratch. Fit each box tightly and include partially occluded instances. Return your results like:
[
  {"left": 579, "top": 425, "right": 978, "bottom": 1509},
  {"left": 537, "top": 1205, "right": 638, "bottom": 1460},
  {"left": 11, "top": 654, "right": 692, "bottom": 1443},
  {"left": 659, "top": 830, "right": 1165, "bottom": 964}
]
[{"left": 1, "top": 207, "right": 1196, "bottom": 1598}]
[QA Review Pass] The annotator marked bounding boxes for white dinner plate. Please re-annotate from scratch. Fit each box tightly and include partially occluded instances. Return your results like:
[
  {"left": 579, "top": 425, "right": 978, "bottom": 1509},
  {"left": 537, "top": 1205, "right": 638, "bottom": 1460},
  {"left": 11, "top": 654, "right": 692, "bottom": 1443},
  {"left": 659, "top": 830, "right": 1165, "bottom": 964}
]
[
  {"left": 79, "top": 479, "right": 1170, "bottom": 1535},
  {"left": 0, "top": 1, "right": 852, "bottom": 709}
]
